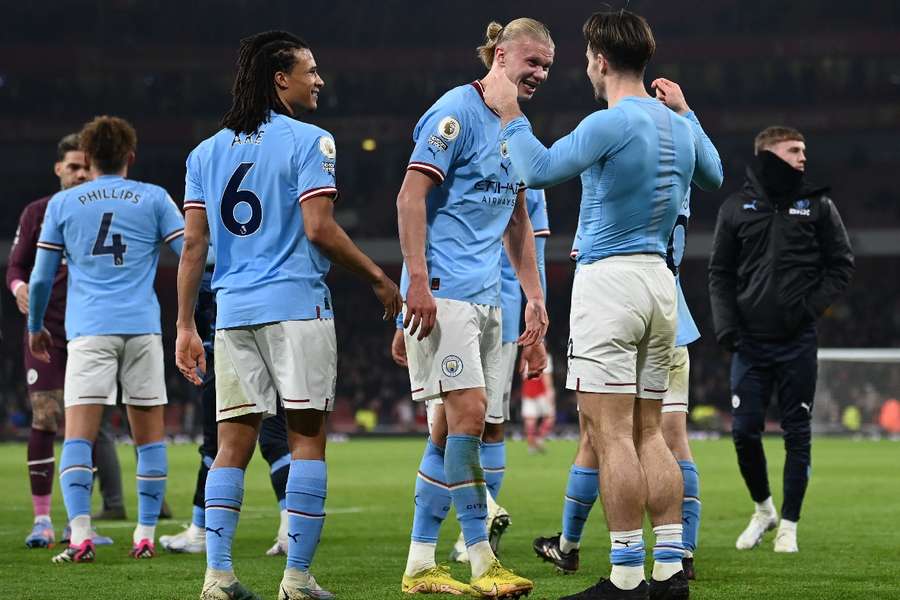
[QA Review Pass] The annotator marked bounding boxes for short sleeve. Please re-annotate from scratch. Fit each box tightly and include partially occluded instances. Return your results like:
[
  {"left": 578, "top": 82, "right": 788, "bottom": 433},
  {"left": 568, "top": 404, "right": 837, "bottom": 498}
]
[
  {"left": 36, "top": 195, "right": 65, "bottom": 252},
  {"left": 527, "top": 189, "right": 550, "bottom": 237},
  {"left": 406, "top": 99, "right": 472, "bottom": 185},
  {"left": 158, "top": 191, "right": 186, "bottom": 244},
  {"left": 183, "top": 148, "right": 206, "bottom": 211},
  {"left": 297, "top": 132, "right": 338, "bottom": 204}
]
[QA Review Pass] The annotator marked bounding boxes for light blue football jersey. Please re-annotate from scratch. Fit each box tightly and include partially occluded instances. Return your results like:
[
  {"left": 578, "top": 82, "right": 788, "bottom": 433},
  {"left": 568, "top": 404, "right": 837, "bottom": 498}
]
[
  {"left": 36, "top": 175, "right": 184, "bottom": 339},
  {"left": 503, "top": 98, "right": 722, "bottom": 265},
  {"left": 670, "top": 190, "right": 700, "bottom": 346},
  {"left": 400, "top": 81, "right": 522, "bottom": 307},
  {"left": 500, "top": 189, "right": 550, "bottom": 343},
  {"left": 185, "top": 112, "right": 338, "bottom": 329}
]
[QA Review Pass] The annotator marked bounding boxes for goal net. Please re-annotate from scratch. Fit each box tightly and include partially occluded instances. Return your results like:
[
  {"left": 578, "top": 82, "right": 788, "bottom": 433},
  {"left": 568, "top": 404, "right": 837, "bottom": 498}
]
[{"left": 815, "top": 348, "right": 900, "bottom": 434}]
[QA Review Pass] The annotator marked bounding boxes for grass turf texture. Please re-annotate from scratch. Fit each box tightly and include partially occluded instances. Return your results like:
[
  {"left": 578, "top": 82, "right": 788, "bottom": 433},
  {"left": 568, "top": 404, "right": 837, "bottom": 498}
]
[{"left": 1, "top": 438, "right": 898, "bottom": 599}]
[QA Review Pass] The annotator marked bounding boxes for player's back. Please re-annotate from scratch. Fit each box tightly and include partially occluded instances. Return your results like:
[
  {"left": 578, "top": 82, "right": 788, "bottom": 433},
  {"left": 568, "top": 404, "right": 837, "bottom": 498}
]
[
  {"left": 185, "top": 113, "right": 337, "bottom": 329},
  {"left": 41, "top": 175, "right": 182, "bottom": 339},
  {"left": 576, "top": 97, "right": 698, "bottom": 264}
]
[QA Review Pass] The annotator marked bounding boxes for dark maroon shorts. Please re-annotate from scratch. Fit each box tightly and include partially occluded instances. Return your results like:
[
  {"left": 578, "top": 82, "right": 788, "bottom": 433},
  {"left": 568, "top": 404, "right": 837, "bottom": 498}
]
[{"left": 23, "top": 332, "right": 67, "bottom": 393}]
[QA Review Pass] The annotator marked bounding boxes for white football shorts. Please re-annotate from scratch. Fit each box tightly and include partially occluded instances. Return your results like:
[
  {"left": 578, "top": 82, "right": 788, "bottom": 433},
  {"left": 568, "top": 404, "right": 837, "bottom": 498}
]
[
  {"left": 404, "top": 298, "right": 503, "bottom": 415},
  {"left": 65, "top": 334, "right": 167, "bottom": 408},
  {"left": 566, "top": 255, "right": 677, "bottom": 400},
  {"left": 215, "top": 319, "right": 337, "bottom": 421},
  {"left": 661, "top": 345, "right": 690, "bottom": 414}
]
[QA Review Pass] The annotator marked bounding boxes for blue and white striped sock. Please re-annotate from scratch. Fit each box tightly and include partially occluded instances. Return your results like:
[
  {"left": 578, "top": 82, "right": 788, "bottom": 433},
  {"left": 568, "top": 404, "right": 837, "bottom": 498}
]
[
  {"left": 286, "top": 459, "right": 327, "bottom": 572},
  {"left": 205, "top": 467, "right": 244, "bottom": 572},
  {"left": 609, "top": 529, "right": 645, "bottom": 590},
  {"left": 652, "top": 523, "right": 685, "bottom": 581}
]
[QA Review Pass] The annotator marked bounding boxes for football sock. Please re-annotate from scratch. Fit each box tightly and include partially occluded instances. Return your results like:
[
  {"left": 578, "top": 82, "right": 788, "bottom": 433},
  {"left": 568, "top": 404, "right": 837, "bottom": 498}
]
[
  {"left": 286, "top": 459, "right": 327, "bottom": 572},
  {"left": 679, "top": 460, "right": 701, "bottom": 553},
  {"left": 538, "top": 415, "right": 555, "bottom": 439},
  {"left": 135, "top": 442, "right": 167, "bottom": 542},
  {"left": 446, "top": 434, "right": 493, "bottom": 578},
  {"left": 406, "top": 438, "right": 449, "bottom": 575},
  {"left": 28, "top": 428, "right": 56, "bottom": 518},
  {"left": 192, "top": 504, "right": 206, "bottom": 529},
  {"left": 652, "top": 524, "right": 685, "bottom": 581},
  {"left": 480, "top": 441, "right": 506, "bottom": 500},
  {"left": 205, "top": 467, "right": 244, "bottom": 572},
  {"left": 525, "top": 419, "right": 538, "bottom": 448},
  {"left": 609, "top": 529, "right": 645, "bottom": 590},
  {"left": 59, "top": 438, "right": 93, "bottom": 545},
  {"left": 561, "top": 465, "right": 599, "bottom": 552},
  {"left": 269, "top": 452, "right": 291, "bottom": 507}
]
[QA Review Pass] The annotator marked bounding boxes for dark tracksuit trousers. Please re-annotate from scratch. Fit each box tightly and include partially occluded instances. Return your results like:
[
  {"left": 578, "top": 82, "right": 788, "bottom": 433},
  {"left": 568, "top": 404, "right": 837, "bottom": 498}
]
[{"left": 730, "top": 324, "right": 817, "bottom": 522}]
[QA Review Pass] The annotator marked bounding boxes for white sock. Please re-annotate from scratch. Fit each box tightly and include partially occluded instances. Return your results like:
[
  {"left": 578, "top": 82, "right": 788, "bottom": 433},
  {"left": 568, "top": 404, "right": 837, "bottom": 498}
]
[
  {"left": 278, "top": 508, "right": 289, "bottom": 539},
  {"left": 205, "top": 567, "right": 236, "bottom": 582},
  {"left": 70, "top": 515, "right": 92, "bottom": 546},
  {"left": 779, "top": 518, "right": 797, "bottom": 532},
  {"left": 652, "top": 524, "right": 684, "bottom": 581},
  {"left": 560, "top": 534, "right": 580, "bottom": 553},
  {"left": 133, "top": 524, "right": 156, "bottom": 544},
  {"left": 756, "top": 497, "right": 776, "bottom": 516},
  {"left": 609, "top": 530, "right": 644, "bottom": 590},
  {"left": 405, "top": 541, "right": 436, "bottom": 576},
  {"left": 468, "top": 540, "right": 496, "bottom": 578},
  {"left": 187, "top": 523, "right": 205, "bottom": 539},
  {"left": 34, "top": 515, "right": 52, "bottom": 524},
  {"left": 610, "top": 565, "right": 645, "bottom": 590},
  {"left": 486, "top": 491, "right": 499, "bottom": 516},
  {"left": 284, "top": 567, "right": 311, "bottom": 581}
]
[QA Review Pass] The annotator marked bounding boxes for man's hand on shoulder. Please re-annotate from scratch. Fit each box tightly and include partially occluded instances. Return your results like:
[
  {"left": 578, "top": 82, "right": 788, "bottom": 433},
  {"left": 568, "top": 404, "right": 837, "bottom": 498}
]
[{"left": 652, "top": 78, "right": 691, "bottom": 116}]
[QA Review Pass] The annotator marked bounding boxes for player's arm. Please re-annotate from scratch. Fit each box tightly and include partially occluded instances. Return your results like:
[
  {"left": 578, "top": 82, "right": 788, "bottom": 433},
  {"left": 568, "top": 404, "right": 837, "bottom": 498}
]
[
  {"left": 7, "top": 204, "right": 39, "bottom": 315},
  {"left": 503, "top": 110, "right": 623, "bottom": 189},
  {"left": 27, "top": 247, "right": 62, "bottom": 363},
  {"left": 804, "top": 197, "right": 854, "bottom": 320},
  {"left": 302, "top": 194, "right": 402, "bottom": 321},
  {"left": 397, "top": 170, "right": 438, "bottom": 340},
  {"left": 652, "top": 77, "right": 723, "bottom": 191},
  {"left": 175, "top": 207, "right": 208, "bottom": 385},
  {"left": 707, "top": 201, "right": 741, "bottom": 350},
  {"left": 504, "top": 188, "right": 548, "bottom": 351}
]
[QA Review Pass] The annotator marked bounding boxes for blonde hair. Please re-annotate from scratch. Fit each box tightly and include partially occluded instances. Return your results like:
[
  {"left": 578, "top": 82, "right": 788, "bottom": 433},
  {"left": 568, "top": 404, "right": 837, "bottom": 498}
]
[{"left": 477, "top": 18, "right": 553, "bottom": 68}]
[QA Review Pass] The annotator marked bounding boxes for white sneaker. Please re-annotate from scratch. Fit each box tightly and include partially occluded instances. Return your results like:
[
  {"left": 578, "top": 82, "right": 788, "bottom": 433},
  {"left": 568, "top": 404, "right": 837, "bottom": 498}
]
[
  {"left": 735, "top": 511, "right": 777, "bottom": 550},
  {"left": 774, "top": 524, "right": 799, "bottom": 553},
  {"left": 448, "top": 531, "right": 469, "bottom": 563},
  {"left": 160, "top": 524, "right": 206, "bottom": 554},
  {"left": 266, "top": 535, "right": 288, "bottom": 556},
  {"left": 278, "top": 568, "right": 334, "bottom": 600}
]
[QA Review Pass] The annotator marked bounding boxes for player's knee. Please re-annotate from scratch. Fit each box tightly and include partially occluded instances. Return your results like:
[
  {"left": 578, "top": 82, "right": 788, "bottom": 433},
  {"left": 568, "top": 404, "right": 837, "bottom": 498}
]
[
  {"left": 258, "top": 433, "right": 289, "bottom": 464},
  {"left": 482, "top": 421, "right": 504, "bottom": 443},
  {"left": 732, "top": 413, "right": 764, "bottom": 444},
  {"left": 30, "top": 390, "right": 63, "bottom": 432}
]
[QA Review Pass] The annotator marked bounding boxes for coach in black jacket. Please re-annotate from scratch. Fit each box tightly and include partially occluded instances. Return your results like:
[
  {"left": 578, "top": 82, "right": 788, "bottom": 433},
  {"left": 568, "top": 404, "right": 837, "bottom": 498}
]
[{"left": 708, "top": 126, "right": 853, "bottom": 554}]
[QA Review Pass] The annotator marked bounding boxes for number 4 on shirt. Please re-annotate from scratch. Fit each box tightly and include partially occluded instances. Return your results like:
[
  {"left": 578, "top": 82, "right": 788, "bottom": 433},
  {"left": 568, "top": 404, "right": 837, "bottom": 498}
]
[{"left": 92, "top": 211, "right": 127, "bottom": 265}]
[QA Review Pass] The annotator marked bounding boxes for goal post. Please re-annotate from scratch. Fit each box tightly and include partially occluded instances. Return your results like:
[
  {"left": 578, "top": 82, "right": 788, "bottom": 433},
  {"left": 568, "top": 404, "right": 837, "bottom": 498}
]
[{"left": 815, "top": 348, "right": 900, "bottom": 434}]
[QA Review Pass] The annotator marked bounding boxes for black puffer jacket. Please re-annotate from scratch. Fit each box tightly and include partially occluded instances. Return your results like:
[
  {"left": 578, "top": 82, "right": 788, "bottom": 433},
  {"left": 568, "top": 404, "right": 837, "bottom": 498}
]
[{"left": 708, "top": 163, "right": 854, "bottom": 345}]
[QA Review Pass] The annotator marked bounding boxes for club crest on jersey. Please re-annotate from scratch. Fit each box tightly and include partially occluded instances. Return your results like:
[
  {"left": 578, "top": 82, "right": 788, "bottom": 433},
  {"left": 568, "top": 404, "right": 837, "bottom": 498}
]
[
  {"left": 441, "top": 355, "right": 463, "bottom": 378},
  {"left": 27, "top": 368, "right": 38, "bottom": 385},
  {"left": 438, "top": 116, "right": 461, "bottom": 141},
  {"left": 319, "top": 136, "right": 337, "bottom": 160},
  {"left": 500, "top": 140, "right": 509, "bottom": 158},
  {"left": 789, "top": 198, "right": 811, "bottom": 216}
]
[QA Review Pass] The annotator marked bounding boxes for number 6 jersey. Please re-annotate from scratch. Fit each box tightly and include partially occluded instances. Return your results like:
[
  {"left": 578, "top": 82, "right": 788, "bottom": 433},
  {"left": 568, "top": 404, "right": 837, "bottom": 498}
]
[
  {"left": 184, "top": 111, "right": 338, "bottom": 329},
  {"left": 36, "top": 174, "right": 185, "bottom": 339}
]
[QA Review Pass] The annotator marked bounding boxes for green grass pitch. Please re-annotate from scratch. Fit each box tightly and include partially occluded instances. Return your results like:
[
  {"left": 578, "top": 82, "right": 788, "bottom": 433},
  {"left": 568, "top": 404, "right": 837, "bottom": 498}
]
[{"left": 1, "top": 437, "right": 898, "bottom": 599}]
